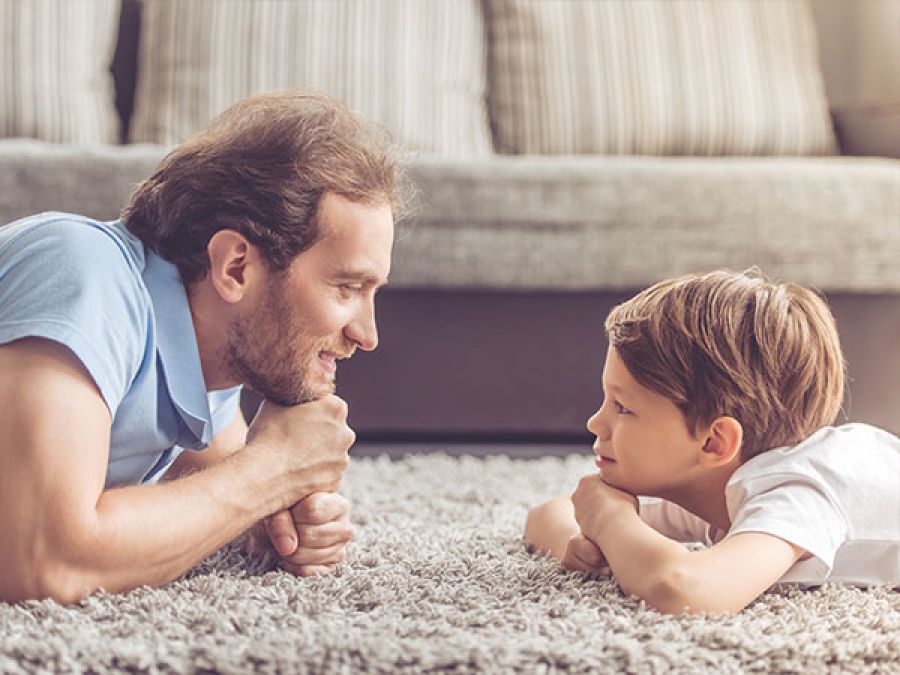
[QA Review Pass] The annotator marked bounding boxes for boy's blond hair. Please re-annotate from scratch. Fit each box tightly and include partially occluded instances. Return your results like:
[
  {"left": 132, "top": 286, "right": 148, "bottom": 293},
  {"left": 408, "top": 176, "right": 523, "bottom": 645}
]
[{"left": 605, "top": 269, "right": 845, "bottom": 460}]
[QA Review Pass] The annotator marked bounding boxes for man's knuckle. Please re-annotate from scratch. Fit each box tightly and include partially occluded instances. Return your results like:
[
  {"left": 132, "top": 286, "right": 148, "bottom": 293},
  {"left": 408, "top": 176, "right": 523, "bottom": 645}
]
[{"left": 293, "top": 529, "right": 311, "bottom": 547}]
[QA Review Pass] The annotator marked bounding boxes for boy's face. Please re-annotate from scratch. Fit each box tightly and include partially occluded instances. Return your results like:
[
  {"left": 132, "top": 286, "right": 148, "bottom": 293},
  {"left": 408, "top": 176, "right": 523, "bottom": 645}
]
[{"left": 586, "top": 346, "right": 707, "bottom": 497}]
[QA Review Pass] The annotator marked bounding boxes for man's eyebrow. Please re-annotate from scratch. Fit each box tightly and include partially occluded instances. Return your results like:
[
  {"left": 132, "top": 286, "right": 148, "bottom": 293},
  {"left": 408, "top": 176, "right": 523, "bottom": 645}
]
[{"left": 333, "top": 269, "right": 389, "bottom": 287}]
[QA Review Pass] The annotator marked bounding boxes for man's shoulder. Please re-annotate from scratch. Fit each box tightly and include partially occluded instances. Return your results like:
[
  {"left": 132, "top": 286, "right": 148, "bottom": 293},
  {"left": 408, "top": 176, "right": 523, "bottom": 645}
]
[
  {"left": 0, "top": 214, "right": 155, "bottom": 415},
  {"left": 0, "top": 212, "right": 152, "bottom": 343},
  {"left": 1, "top": 212, "right": 145, "bottom": 271}
]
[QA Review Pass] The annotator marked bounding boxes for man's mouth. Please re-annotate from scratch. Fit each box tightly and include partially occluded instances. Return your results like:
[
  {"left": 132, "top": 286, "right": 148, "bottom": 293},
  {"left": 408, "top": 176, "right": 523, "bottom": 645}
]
[{"left": 317, "top": 350, "right": 353, "bottom": 375}]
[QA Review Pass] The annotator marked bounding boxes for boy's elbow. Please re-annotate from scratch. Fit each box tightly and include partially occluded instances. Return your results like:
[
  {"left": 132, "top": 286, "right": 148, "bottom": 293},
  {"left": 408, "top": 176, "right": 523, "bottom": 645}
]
[{"left": 628, "top": 565, "right": 741, "bottom": 616}]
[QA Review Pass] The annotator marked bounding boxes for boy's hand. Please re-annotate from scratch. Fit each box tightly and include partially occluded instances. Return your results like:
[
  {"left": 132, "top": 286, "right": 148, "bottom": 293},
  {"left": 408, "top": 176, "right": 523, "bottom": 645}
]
[
  {"left": 571, "top": 474, "right": 639, "bottom": 539},
  {"left": 561, "top": 533, "right": 610, "bottom": 576}
]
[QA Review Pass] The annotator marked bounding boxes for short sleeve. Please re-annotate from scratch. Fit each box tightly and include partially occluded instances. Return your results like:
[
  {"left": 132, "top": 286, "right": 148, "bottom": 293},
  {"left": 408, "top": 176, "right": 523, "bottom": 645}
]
[
  {"left": 639, "top": 497, "right": 714, "bottom": 544},
  {"left": 0, "top": 217, "right": 149, "bottom": 415},
  {"left": 725, "top": 476, "right": 849, "bottom": 582}
]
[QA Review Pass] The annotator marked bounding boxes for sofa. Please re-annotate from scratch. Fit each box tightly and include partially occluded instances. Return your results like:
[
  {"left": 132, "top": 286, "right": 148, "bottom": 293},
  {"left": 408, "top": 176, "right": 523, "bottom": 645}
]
[{"left": 1, "top": 0, "right": 899, "bottom": 440}]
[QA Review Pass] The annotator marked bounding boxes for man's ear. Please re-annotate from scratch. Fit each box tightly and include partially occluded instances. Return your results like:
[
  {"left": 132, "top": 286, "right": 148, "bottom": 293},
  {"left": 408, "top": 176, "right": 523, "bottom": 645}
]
[
  {"left": 699, "top": 416, "right": 743, "bottom": 467},
  {"left": 206, "top": 229, "right": 258, "bottom": 304}
]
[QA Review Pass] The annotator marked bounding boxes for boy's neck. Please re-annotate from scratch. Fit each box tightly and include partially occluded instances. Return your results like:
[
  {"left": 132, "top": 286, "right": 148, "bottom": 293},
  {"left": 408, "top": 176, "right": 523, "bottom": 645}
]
[{"left": 663, "top": 461, "right": 742, "bottom": 533}]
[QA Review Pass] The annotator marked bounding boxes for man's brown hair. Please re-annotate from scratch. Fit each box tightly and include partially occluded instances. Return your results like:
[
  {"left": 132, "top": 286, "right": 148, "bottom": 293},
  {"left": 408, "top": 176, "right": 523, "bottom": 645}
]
[
  {"left": 123, "top": 90, "right": 410, "bottom": 284},
  {"left": 605, "top": 269, "right": 845, "bottom": 460}
]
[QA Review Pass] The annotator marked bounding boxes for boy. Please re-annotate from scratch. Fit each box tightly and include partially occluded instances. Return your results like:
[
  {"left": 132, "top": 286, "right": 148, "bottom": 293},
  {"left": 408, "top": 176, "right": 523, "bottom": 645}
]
[{"left": 525, "top": 270, "right": 900, "bottom": 615}]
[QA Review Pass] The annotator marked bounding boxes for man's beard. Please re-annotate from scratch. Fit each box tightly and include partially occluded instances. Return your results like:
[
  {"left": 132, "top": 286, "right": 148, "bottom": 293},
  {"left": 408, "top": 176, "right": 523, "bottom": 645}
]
[{"left": 224, "top": 274, "right": 352, "bottom": 406}]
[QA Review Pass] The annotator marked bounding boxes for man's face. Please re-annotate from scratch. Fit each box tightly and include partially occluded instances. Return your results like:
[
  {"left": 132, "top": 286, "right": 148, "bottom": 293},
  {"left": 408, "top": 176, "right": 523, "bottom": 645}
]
[
  {"left": 586, "top": 346, "right": 706, "bottom": 498},
  {"left": 226, "top": 193, "right": 394, "bottom": 405}
]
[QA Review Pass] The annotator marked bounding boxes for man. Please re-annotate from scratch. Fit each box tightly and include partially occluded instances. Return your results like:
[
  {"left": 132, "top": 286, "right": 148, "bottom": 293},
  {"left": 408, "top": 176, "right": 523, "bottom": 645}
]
[{"left": 0, "top": 91, "right": 407, "bottom": 603}]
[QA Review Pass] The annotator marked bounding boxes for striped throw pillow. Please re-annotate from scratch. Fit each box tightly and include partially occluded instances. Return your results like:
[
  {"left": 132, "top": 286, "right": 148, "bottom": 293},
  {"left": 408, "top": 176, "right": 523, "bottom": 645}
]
[
  {"left": 487, "top": 0, "right": 837, "bottom": 155},
  {"left": 0, "top": 0, "right": 120, "bottom": 143},
  {"left": 131, "top": 0, "right": 491, "bottom": 156}
]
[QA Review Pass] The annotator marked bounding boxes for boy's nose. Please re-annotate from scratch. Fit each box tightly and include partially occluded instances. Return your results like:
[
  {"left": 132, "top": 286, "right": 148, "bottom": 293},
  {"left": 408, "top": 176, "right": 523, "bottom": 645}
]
[{"left": 586, "top": 408, "right": 611, "bottom": 441}]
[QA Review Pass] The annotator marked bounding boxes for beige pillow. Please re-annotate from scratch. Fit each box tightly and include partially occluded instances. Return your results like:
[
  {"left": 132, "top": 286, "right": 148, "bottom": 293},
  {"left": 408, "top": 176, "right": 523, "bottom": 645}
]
[
  {"left": 487, "top": 0, "right": 837, "bottom": 155},
  {"left": 0, "top": 0, "right": 120, "bottom": 143},
  {"left": 131, "top": 0, "right": 491, "bottom": 156}
]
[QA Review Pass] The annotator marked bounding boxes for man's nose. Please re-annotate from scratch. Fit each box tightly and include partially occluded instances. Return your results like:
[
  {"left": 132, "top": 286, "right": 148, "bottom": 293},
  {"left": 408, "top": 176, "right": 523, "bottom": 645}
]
[{"left": 346, "top": 302, "right": 378, "bottom": 352}]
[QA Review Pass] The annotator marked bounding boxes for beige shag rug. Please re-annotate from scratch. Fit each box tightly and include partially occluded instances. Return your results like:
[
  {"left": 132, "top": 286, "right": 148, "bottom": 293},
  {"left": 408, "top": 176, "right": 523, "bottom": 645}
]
[{"left": 1, "top": 453, "right": 898, "bottom": 674}]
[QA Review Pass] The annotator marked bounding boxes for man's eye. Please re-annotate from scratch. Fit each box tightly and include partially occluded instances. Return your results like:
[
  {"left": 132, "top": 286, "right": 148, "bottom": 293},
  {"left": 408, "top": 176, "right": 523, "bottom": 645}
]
[{"left": 339, "top": 284, "right": 363, "bottom": 296}]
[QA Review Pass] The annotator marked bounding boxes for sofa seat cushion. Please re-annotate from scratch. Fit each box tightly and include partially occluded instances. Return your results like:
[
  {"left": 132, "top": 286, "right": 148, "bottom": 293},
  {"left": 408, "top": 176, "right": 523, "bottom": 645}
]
[
  {"left": 2, "top": 141, "right": 897, "bottom": 294},
  {"left": 487, "top": 0, "right": 837, "bottom": 156},
  {"left": 0, "top": 140, "right": 166, "bottom": 224},
  {"left": 130, "top": 0, "right": 491, "bottom": 157},
  {"left": 395, "top": 155, "right": 900, "bottom": 292}
]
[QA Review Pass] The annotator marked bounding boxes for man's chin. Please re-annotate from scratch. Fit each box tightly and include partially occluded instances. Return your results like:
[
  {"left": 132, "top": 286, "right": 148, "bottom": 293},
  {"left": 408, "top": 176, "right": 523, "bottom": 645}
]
[{"left": 292, "top": 379, "right": 336, "bottom": 405}]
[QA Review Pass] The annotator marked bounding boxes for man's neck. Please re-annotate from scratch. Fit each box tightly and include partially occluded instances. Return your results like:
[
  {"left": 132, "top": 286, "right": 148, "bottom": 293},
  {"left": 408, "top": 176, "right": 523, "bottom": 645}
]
[{"left": 186, "top": 279, "right": 238, "bottom": 391}]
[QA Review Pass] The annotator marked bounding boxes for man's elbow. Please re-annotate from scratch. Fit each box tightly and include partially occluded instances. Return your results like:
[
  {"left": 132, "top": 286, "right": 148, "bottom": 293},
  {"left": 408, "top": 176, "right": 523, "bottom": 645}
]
[
  {"left": 34, "top": 558, "right": 98, "bottom": 604},
  {"left": 1, "top": 558, "right": 95, "bottom": 605},
  {"left": 1, "top": 522, "right": 101, "bottom": 604}
]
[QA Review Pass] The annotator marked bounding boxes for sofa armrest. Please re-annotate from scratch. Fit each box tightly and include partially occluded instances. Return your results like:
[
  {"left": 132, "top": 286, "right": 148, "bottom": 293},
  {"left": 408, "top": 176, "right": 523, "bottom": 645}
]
[{"left": 832, "top": 103, "right": 900, "bottom": 159}]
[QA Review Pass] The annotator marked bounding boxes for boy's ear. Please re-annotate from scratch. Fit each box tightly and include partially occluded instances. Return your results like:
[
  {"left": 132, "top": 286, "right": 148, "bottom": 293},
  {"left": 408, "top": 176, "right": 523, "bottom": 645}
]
[
  {"left": 699, "top": 416, "right": 743, "bottom": 467},
  {"left": 205, "top": 229, "right": 259, "bottom": 304}
]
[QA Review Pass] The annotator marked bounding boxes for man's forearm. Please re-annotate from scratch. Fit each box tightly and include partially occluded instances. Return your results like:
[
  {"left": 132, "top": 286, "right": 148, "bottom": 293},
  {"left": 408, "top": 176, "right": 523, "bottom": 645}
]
[{"left": 36, "top": 447, "right": 294, "bottom": 603}]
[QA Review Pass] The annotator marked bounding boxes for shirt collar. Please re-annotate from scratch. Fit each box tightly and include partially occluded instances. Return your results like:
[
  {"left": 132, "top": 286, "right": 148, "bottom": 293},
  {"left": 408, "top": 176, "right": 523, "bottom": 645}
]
[{"left": 142, "top": 248, "right": 213, "bottom": 448}]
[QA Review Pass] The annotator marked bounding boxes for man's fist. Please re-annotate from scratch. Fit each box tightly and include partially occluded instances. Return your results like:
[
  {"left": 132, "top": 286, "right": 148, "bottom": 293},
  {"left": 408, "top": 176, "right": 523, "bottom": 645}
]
[
  {"left": 247, "top": 492, "right": 353, "bottom": 577},
  {"left": 246, "top": 395, "right": 354, "bottom": 502}
]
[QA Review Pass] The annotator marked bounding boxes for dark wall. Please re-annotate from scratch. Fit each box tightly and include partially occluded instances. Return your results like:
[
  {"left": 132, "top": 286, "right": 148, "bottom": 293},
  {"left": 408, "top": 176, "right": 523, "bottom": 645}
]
[{"left": 244, "top": 289, "right": 900, "bottom": 443}]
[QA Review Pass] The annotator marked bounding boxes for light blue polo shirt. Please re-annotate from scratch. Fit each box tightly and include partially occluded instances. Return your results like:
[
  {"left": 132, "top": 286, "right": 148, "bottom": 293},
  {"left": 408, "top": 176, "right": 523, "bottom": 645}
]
[{"left": 0, "top": 212, "right": 241, "bottom": 487}]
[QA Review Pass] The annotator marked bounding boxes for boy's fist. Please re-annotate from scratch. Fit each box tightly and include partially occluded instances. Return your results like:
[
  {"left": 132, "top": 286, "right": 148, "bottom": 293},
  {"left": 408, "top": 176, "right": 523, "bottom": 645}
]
[{"left": 561, "top": 533, "right": 610, "bottom": 576}]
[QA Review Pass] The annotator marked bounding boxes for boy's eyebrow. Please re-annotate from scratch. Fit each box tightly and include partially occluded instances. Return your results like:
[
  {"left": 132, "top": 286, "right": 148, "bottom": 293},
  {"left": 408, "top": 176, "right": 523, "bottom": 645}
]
[{"left": 605, "top": 383, "right": 631, "bottom": 397}]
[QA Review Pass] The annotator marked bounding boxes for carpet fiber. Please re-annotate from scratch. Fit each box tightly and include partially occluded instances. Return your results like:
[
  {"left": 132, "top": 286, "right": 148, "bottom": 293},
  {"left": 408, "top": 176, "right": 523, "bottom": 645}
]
[{"left": 2, "top": 454, "right": 898, "bottom": 673}]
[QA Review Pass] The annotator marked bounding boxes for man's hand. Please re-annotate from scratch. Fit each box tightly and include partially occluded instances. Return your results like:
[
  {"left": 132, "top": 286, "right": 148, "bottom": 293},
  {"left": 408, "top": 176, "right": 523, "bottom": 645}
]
[
  {"left": 245, "top": 395, "right": 355, "bottom": 501},
  {"left": 561, "top": 533, "right": 610, "bottom": 576},
  {"left": 246, "top": 493, "right": 354, "bottom": 576},
  {"left": 571, "top": 473, "right": 639, "bottom": 541}
]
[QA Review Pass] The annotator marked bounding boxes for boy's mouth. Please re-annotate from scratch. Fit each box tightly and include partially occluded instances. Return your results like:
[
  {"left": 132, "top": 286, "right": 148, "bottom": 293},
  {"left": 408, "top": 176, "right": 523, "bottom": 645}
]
[{"left": 593, "top": 450, "right": 616, "bottom": 468}]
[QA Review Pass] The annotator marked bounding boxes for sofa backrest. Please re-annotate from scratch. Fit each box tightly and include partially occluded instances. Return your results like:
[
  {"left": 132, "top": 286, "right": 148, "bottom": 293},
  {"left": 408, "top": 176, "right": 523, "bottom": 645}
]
[
  {"left": 9, "top": 0, "right": 900, "bottom": 154},
  {"left": 111, "top": 0, "right": 141, "bottom": 143}
]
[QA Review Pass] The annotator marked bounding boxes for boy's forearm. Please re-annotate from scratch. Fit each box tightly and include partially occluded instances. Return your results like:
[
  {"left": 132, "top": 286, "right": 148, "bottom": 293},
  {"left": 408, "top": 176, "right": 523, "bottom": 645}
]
[{"left": 583, "top": 509, "right": 693, "bottom": 612}]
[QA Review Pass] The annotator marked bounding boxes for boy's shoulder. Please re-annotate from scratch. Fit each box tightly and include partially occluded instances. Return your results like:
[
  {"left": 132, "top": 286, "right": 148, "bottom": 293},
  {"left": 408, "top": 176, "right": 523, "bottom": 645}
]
[
  {"left": 732, "top": 423, "right": 899, "bottom": 481},
  {"left": 725, "top": 423, "right": 900, "bottom": 522}
]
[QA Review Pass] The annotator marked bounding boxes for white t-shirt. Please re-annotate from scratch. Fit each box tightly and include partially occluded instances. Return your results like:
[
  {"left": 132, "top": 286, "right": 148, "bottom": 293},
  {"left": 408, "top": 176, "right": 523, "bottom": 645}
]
[{"left": 639, "top": 424, "right": 900, "bottom": 585}]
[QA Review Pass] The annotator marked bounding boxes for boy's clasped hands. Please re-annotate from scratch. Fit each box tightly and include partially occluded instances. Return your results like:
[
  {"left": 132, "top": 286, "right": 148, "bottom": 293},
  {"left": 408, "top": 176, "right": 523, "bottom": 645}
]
[{"left": 566, "top": 474, "right": 637, "bottom": 574}]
